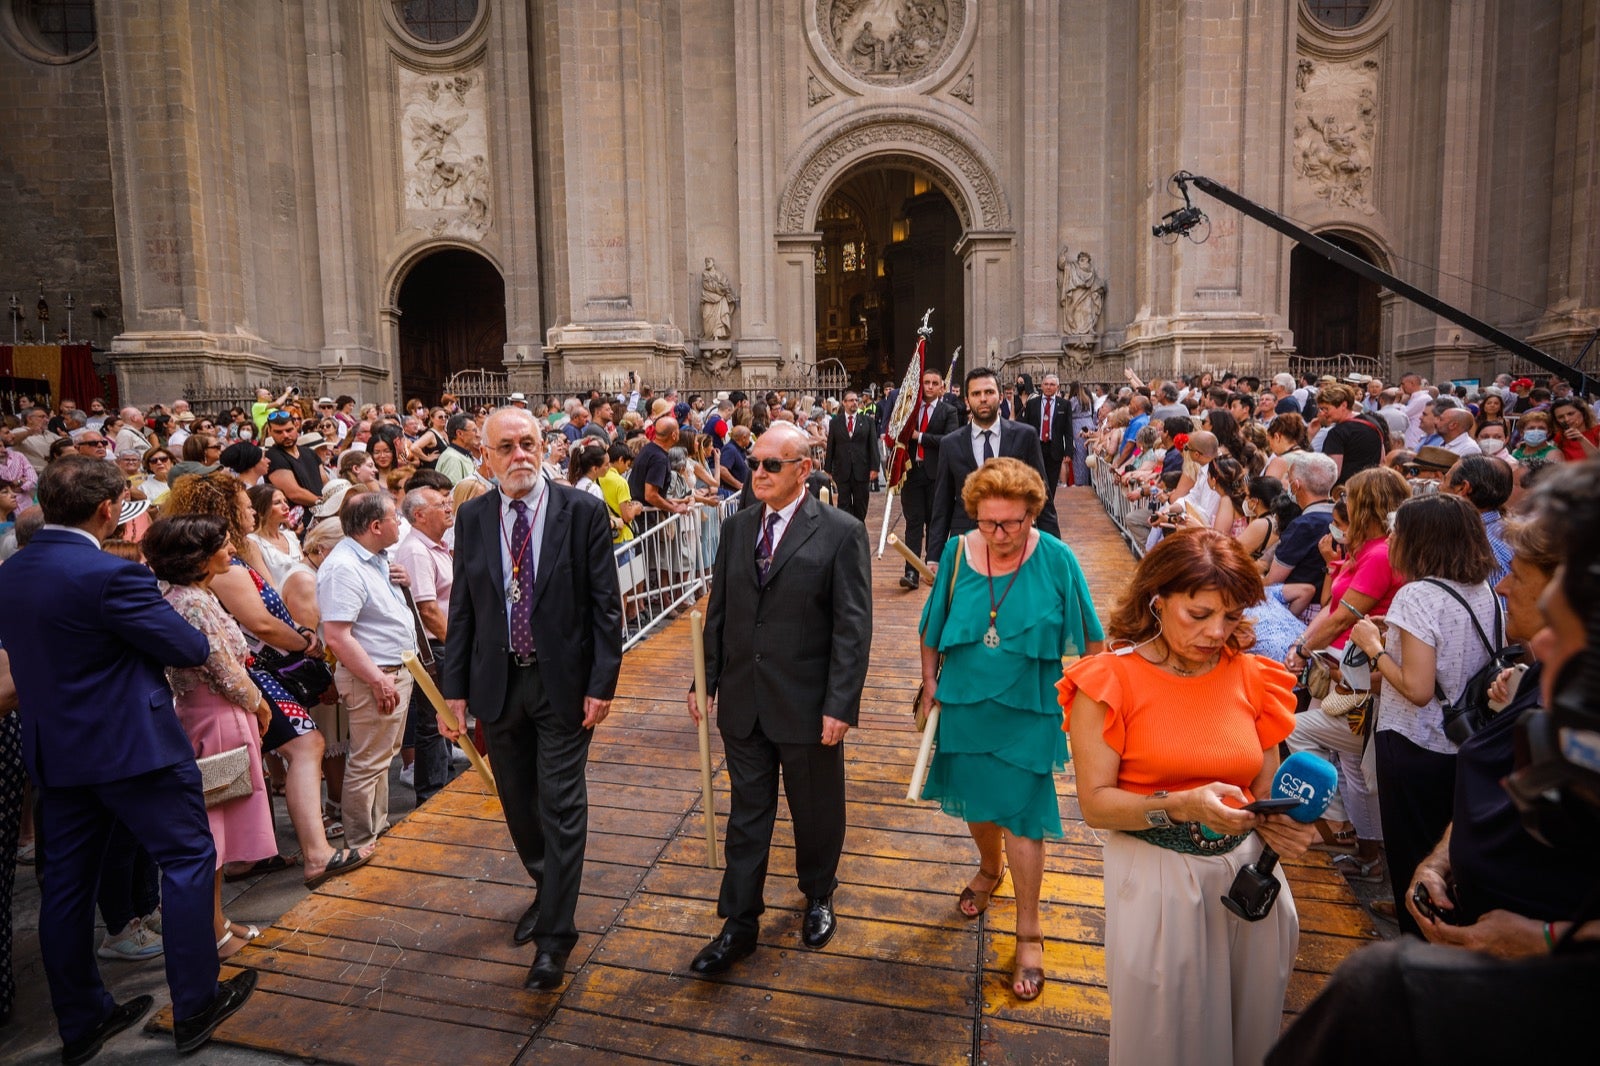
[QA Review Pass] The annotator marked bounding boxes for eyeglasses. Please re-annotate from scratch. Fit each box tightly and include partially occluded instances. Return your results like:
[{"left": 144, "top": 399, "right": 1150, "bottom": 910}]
[
  {"left": 976, "top": 518, "right": 1026, "bottom": 535},
  {"left": 148, "top": 456, "right": 173, "bottom": 465},
  {"left": 755, "top": 457, "right": 806, "bottom": 474},
  {"left": 79, "top": 439, "right": 108, "bottom": 447}
]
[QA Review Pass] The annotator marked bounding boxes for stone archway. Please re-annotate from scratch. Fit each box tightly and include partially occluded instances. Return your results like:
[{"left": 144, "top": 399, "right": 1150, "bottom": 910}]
[
  {"left": 775, "top": 112, "right": 1012, "bottom": 384},
  {"left": 390, "top": 246, "right": 507, "bottom": 405}
]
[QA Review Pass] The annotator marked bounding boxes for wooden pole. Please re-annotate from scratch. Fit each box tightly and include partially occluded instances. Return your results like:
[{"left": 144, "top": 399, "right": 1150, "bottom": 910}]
[
  {"left": 689, "top": 611, "right": 719, "bottom": 868},
  {"left": 906, "top": 702, "right": 940, "bottom": 802},
  {"left": 887, "top": 534, "right": 935, "bottom": 584},
  {"left": 402, "top": 652, "right": 497, "bottom": 797}
]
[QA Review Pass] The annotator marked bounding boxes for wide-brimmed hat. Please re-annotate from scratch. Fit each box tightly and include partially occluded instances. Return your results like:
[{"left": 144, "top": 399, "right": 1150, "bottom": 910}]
[
  {"left": 508, "top": 392, "right": 527, "bottom": 403},
  {"left": 296, "top": 431, "right": 325, "bottom": 450},
  {"left": 1344, "top": 373, "right": 1373, "bottom": 385},
  {"left": 1413, "top": 445, "right": 1459, "bottom": 471},
  {"left": 167, "top": 460, "right": 220, "bottom": 485},
  {"left": 118, "top": 498, "right": 150, "bottom": 526},
  {"left": 314, "top": 478, "right": 354, "bottom": 518},
  {"left": 173, "top": 411, "right": 196, "bottom": 423}
]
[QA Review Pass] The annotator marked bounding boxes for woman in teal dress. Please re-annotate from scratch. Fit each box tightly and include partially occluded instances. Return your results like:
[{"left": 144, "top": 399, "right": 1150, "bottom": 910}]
[{"left": 918, "top": 457, "right": 1104, "bottom": 1002}]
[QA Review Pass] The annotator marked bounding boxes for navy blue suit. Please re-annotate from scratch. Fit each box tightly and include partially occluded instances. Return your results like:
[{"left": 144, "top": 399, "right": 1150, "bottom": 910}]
[{"left": 0, "top": 528, "right": 220, "bottom": 1041}]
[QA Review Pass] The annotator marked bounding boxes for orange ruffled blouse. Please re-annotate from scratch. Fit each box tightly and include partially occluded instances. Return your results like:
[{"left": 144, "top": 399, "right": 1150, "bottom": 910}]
[{"left": 1057, "top": 650, "right": 1298, "bottom": 801}]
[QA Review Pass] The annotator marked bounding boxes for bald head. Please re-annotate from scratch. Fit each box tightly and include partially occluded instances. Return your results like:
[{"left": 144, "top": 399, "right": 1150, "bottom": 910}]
[
  {"left": 654, "top": 417, "right": 680, "bottom": 447},
  {"left": 1439, "top": 408, "right": 1475, "bottom": 440},
  {"left": 1188, "top": 430, "right": 1219, "bottom": 460},
  {"left": 484, "top": 405, "right": 540, "bottom": 440},
  {"left": 761, "top": 421, "right": 811, "bottom": 459}
]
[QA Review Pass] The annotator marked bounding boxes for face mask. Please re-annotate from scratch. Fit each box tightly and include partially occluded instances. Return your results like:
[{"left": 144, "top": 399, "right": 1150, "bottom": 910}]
[
  {"left": 1330, "top": 526, "right": 1348, "bottom": 544},
  {"left": 1479, "top": 438, "right": 1505, "bottom": 455},
  {"left": 1522, "top": 429, "right": 1548, "bottom": 447}
]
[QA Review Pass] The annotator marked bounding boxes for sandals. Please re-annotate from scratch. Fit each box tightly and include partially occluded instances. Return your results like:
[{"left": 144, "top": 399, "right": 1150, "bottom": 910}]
[
  {"left": 304, "top": 847, "right": 374, "bottom": 890},
  {"left": 223, "top": 854, "right": 300, "bottom": 882},
  {"left": 1011, "top": 934, "right": 1046, "bottom": 1002},
  {"left": 958, "top": 866, "right": 1006, "bottom": 919},
  {"left": 1332, "top": 852, "right": 1387, "bottom": 884},
  {"left": 1311, "top": 819, "right": 1358, "bottom": 855}
]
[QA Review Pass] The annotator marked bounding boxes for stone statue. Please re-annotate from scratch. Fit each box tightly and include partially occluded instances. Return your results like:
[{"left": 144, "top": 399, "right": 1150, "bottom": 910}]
[
  {"left": 1059, "top": 249, "right": 1105, "bottom": 337},
  {"left": 850, "top": 21, "right": 888, "bottom": 73},
  {"left": 700, "top": 257, "right": 738, "bottom": 342}
]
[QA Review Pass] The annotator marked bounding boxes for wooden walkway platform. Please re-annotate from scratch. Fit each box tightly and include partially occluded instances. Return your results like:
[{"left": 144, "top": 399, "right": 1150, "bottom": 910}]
[{"left": 153, "top": 487, "right": 1378, "bottom": 1064}]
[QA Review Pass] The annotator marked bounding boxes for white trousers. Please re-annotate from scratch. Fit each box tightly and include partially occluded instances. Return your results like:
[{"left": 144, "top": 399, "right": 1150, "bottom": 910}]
[
  {"left": 1103, "top": 830, "right": 1298, "bottom": 1066},
  {"left": 1285, "top": 704, "right": 1382, "bottom": 841}
]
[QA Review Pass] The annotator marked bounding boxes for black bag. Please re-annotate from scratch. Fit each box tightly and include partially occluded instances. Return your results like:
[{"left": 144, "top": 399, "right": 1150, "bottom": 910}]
[
  {"left": 253, "top": 644, "right": 335, "bottom": 708},
  {"left": 1421, "top": 579, "right": 1523, "bottom": 745}
]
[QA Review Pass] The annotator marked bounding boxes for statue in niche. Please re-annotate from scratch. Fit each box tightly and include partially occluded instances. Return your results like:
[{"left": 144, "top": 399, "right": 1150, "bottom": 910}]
[
  {"left": 700, "top": 258, "right": 738, "bottom": 343},
  {"left": 1059, "top": 249, "right": 1106, "bottom": 338}
]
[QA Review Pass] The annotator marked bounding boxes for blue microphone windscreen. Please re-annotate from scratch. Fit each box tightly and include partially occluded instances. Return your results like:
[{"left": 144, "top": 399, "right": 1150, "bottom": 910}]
[{"left": 1272, "top": 751, "right": 1339, "bottom": 823}]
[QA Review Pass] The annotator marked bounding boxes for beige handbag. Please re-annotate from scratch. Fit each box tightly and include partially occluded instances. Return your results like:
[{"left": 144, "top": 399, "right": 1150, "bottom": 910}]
[{"left": 197, "top": 745, "right": 254, "bottom": 809}]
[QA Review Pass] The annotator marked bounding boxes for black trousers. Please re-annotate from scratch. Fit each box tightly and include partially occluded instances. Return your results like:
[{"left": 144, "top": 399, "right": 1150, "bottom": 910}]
[
  {"left": 482, "top": 662, "right": 593, "bottom": 954},
  {"left": 716, "top": 719, "right": 846, "bottom": 938},
  {"left": 899, "top": 462, "right": 937, "bottom": 561},
  {"left": 1375, "top": 730, "right": 1457, "bottom": 938},
  {"left": 835, "top": 477, "right": 869, "bottom": 521},
  {"left": 1041, "top": 440, "right": 1065, "bottom": 488}
]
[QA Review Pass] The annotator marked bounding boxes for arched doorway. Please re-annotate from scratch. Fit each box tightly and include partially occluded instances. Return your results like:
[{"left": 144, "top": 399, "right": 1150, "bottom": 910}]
[
  {"left": 1288, "top": 234, "right": 1382, "bottom": 361},
  {"left": 814, "top": 169, "right": 963, "bottom": 388},
  {"left": 395, "top": 248, "right": 506, "bottom": 404}
]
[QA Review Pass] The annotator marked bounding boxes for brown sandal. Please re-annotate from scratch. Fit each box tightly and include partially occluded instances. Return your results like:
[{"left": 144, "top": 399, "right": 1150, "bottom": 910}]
[
  {"left": 1012, "top": 934, "right": 1046, "bottom": 1002},
  {"left": 958, "top": 866, "right": 1005, "bottom": 919}
]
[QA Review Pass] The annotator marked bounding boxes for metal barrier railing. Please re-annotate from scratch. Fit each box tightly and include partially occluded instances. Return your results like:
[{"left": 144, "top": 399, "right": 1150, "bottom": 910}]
[
  {"left": 616, "top": 496, "right": 740, "bottom": 650},
  {"left": 1088, "top": 453, "right": 1150, "bottom": 559}
]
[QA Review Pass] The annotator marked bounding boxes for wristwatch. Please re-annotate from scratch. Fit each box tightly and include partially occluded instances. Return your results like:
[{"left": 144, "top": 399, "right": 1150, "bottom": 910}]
[{"left": 1145, "top": 790, "right": 1173, "bottom": 829}]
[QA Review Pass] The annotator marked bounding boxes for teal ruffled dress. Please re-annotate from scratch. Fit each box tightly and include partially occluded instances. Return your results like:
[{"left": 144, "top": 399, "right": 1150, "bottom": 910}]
[{"left": 919, "top": 533, "right": 1104, "bottom": 840}]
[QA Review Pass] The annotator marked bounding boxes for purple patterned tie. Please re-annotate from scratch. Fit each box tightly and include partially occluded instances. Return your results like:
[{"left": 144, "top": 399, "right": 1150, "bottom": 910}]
[
  {"left": 755, "top": 511, "right": 780, "bottom": 585},
  {"left": 509, "top": 498, "right": 536, "bottom": 656}
]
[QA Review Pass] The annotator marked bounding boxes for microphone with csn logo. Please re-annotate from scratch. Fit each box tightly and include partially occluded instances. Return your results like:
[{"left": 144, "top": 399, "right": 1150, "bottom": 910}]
[{"left": 1219, "top": 751, "right": 1338, "bottom": 922}]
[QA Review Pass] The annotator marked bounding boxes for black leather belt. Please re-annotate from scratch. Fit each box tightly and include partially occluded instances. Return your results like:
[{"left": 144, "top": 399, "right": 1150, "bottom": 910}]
[{"left": 510, "top": 652, "right": 538, "bottom": 668}]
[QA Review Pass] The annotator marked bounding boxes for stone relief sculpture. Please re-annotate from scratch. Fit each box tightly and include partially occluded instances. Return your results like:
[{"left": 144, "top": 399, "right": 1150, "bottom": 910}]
[
  {"left": 1292, "top": 56, "right": 1378, "bottom": 214},
  {"left": 1059, "top": 249, "right": 1106, "bottom": 338},
  {"left": 806, "top": 71, "right": 834, "bottom": 106},
  {"left": 818, "top": 0, "right": 964, "bottom": 86},
  {"left": 399, "top": 69, "right": 491, "bottom": 238}
]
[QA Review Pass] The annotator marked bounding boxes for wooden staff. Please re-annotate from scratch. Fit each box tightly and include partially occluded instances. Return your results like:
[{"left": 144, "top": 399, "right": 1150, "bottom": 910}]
[
  {"left": 402, "top": 652, "right": 497, "bottom": 797},
  {"left": 887, "top": 534, "right": 935, "bottom": 585},
  {"left": 906, "top": 700, "right": 940, "bottom": 802},
  {"left": 689, "top": 611, "right": 719, "bottom": 868}
]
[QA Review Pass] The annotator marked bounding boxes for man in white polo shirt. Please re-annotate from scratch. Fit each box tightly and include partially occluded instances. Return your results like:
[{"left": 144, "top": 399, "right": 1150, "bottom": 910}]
[{"left": 317, "top": 491, "right": 419, "bottom": 848}]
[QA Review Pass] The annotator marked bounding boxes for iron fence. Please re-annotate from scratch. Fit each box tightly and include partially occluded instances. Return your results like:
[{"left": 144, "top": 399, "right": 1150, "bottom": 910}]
[{"left": 617, "top": 496, "right": 740, "bottom": 651}]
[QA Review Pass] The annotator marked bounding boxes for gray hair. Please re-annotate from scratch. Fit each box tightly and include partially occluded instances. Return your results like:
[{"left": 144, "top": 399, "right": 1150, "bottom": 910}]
[
  {"left": 399, "top": 487, "right": 438, "bottom": 522},
  {"left": 340, "top": 491, "right": 393, "bottom": 538},
  {"left": 666, "top": 446, "right": 689, "bottom": 472},
  {"left": 1273, "top": 373, "right": 1296, "bottom": 390},
  {"left": 301, "top": 519, "right": 343, "bottom": 558},
  {"left": 1284, "top": 451, "right": 1338, "bottom": 497}
]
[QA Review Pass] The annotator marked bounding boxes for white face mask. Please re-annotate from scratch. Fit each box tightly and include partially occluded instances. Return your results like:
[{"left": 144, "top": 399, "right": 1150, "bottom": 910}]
[
  {"left": 1330, "top": 525, "right": 1348, "bottom": 544},
  {"left": 1479, "top": 437, "right": 1506, "bottom": 455}
]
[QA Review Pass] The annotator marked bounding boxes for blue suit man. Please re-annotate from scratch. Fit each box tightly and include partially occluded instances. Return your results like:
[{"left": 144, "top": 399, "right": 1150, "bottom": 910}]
[{"left": 0, "top": 457, "right": 255, "bottom": 1063}]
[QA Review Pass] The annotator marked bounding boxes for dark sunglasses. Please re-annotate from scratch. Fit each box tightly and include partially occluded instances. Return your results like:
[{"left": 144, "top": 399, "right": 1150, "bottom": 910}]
[
  {"left": 755, "top": 457, "right": 805, "bottom": 474},
  {"left": 266, "top": 411, "right": 295, "bottom": 424}
]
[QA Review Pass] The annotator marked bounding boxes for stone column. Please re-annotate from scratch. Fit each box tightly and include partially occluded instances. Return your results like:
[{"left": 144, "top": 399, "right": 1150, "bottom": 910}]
[
  {"left": 487, "top": 0, "right": 545, "bottom": 389},
  {"left": 1012, "top": 0, "right": 1063, "bottom": 363},
  {"left": 731, "top": 0, "right": 783, "bottom": 368},
  {"left": 770, "top": 233, "right": 822, "bottom": 386},
  {"left": 959, "top": 232, "right": 1016, "bottom": 374}
]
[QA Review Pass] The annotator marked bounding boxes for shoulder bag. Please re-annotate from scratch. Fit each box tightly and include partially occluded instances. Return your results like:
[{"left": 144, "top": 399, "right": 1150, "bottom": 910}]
[
  {"left": 1421, "top": 578, "right": 1522, "bottom": 744},
  {"left": 197, "top": 745, "right": 254, "bottom": 809},
  {"left": 912, "top": 541, "right": 963, "bottom": 731}
]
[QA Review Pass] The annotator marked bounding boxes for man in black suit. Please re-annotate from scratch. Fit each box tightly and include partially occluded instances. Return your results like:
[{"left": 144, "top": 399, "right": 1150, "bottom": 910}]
[
  {"left": 823, "top": 391, "right": 879, "bottom": 521},
  {"left": 894, "top": 367, "right": 962, "bottom": 588},
  {"left": 1022, "top": 372, "right": 1072, "bottom": 489},
  {"left": 439, "top": 407, "right": 623, "bottom": 992},
  {"left": 928, "top": 367, "right": 1061, "bottom": 562},
  {"left": 687, "top": 422, "right": 872, "bottom": 975}
]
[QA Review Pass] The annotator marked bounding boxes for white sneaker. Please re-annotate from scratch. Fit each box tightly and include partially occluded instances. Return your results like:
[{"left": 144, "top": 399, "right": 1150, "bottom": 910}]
[
  {"left": 399, "top": 763, "right": 415, "bottom": 788},
  {"left": 140, "top": 909, "right": 162, "bottom": 936},
  {"left": 98, "top": 918, "right": 164, "bottom": 961},
  {"left": 451, "top": 745, "right": 470, "bottom": 768}
]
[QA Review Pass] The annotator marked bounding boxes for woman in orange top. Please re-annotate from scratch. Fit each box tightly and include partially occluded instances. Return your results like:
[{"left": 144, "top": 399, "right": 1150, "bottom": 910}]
[{"left": 1059, "top": 528, "right": 1317, "bottom": 1066}]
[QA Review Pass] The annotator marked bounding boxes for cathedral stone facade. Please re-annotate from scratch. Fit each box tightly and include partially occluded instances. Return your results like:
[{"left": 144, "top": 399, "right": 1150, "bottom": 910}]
[{"left": 2, "top": 1, "right": 1596, "bottom": 406}]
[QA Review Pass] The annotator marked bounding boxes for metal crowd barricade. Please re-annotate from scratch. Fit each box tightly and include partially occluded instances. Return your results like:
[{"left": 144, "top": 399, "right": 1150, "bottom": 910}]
[
  {"left": 1089, "top": 454, "right": 1150, "bottom": 559},
  {"left": 616, "top": 495, "right": 740, "bottom": 650}
]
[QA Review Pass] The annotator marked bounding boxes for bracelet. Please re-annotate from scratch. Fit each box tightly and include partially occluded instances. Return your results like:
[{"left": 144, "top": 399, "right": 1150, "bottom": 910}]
[
  {"left": 1543, "top": 921, "right": 1556, "bottom": 952},
  {"left": 297, "top": 626, "right": 315, "bottom": 649}
]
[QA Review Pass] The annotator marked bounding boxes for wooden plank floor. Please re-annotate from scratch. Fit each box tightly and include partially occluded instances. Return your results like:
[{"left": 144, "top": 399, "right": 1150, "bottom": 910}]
[{"left": 151, "top": 487, "right": 1378, "bottom": 1064}]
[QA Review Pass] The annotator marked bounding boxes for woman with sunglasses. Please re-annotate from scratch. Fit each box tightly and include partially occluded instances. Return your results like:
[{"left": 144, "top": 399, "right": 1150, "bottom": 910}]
[
  {"left": 917, "top": 458, "right": 1104, "bottom": 1003},
  {"left": 141, "top": 448, "right": 176, "bottom": 504}
]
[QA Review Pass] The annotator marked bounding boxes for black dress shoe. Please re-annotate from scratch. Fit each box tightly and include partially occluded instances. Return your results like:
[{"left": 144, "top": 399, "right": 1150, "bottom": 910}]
[
  {"left": 173, "top": 969, "right": 258, "bottom": 1054},
  {"left": 899, "top": 567, "right": 920, "bottom": 590},
  {"left": 62, "top": 995, "right": 153, "bottom": 1066},
  {"left": 512, "top": 897, "right": 541, "bottom": 945},
  {"left": 689, "top": 931, "right": 756, "bottom": 975},
  {"left": 802, "top": 895, "right": 836, "bottom": 949},
  {"left": 524, "top": 950, "right": 568, "bottom": 990}
]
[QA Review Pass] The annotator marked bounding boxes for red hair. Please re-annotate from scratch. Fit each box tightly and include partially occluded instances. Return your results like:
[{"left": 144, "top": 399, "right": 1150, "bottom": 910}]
[{"left": 1107, "top": 527, "right": 1263, "bottom": 652}]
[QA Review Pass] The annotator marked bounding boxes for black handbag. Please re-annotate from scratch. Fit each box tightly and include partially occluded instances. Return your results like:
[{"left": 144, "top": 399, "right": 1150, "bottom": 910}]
[
  {"left": 1421, "top": 579, "right": 1523, "bottom": 745},
  {"left": 253, "top": 644, "right": 335, "bottom": 708}
]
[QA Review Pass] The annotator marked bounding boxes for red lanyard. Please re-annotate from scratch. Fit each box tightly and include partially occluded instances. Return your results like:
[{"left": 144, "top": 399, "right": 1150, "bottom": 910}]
[{"left": 500, "top": 487, "right": 547, "bottom": 587}]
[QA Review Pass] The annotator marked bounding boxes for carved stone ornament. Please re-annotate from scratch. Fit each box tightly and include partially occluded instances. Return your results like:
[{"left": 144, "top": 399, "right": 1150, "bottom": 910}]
[
  {"left": 1292, "top": 56, "right": 1378, "bottom": 214},
  {"left": 950, "top": 70, "right": 974, "bottom": 104},
  {"left": 817, "top": 0, "right": 966, "bottom": 87},
  {"left": 778, "top": 114, "right": 1010, "bottom": 233},
  {"left": 399, "top": 67, "right": 491, "bottom": 238},
  {"left": 807, "top": 71, "right": 834, "bottom": 107}
]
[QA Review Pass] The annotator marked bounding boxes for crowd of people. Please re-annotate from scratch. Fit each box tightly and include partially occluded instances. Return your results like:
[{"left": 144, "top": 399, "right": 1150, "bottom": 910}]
[{"left": 0, "top": 358, "right": 1596, "bottom": 1064}]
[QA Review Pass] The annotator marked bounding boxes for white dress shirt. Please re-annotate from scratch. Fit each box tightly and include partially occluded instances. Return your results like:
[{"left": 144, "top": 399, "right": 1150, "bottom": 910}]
[
  {"left": 498, "top": 476, "right": 551, "bottom": 630},
  {"left": 969, "top": 420, "right": 1001, "bottom": 468},
  {"left": 759, "top": 491, "right": 805, "bottom": 557}
]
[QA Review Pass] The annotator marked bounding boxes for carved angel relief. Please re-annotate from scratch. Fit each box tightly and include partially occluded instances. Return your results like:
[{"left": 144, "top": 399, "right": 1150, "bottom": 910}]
[
  {"left": 1292, "top": 57, "right": 1378, "bottom": 214},
  {"left": 818, "top": 0, "right": 965, "bottom": 87},
  {"left": 399, "top": 69, "right": 491, "bottom": 238}
]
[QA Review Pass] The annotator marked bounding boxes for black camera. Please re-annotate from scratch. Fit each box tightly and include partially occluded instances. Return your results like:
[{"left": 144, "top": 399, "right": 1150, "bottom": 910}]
[
  {"left": 1152, "top": 206, "right": 1206, "bottom": 238},
  {"left": 1220, "top": 850, "right": 1281, "bottom": 922}
]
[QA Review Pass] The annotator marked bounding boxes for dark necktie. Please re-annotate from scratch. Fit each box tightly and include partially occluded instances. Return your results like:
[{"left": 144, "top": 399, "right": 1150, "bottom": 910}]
[
  {"left": 981, "top": 429, "right": 994, "bottom": 462},
  {"left": 509, "top": 499, "right": 536, "bottom": 656},
  {"left": 755, "top": 511, "right": 780, "bottom": 584}
]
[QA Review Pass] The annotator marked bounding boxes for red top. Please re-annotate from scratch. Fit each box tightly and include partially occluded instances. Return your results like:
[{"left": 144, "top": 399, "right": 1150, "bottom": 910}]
[
  {"left": 1058, "top": 650, "right": 1297, "bottom": 800},
  {"left": 1328, "top": 537, "right": 1401, "bottom": 649},
  {"left": 1557, "top": 424, "right": 1600, "bottom": 461}
]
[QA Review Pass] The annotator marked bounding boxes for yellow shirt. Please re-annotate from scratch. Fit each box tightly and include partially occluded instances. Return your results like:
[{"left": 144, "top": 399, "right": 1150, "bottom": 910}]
[{"left": 599, "top": 468, "right": 634, "bottom": 543}]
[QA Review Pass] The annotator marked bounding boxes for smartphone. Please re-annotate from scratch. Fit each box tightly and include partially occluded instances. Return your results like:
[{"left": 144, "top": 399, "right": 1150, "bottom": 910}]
[
  {"left": 1488, "top": 662, "right": 1529, "bottom": 713},
  {"left": 1412, "top": 882, "right": 1463, "bottom": 925},
  {"left": 1242, "top": 797, "right": 1302, "bottom": 815}
]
